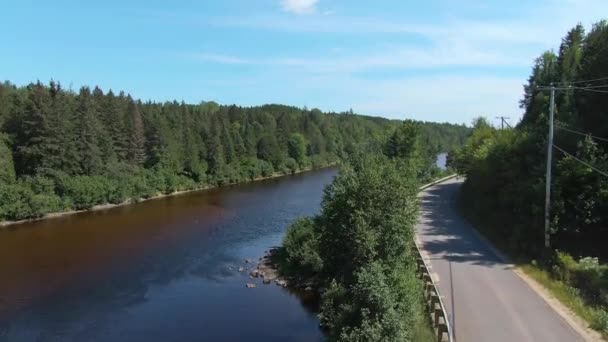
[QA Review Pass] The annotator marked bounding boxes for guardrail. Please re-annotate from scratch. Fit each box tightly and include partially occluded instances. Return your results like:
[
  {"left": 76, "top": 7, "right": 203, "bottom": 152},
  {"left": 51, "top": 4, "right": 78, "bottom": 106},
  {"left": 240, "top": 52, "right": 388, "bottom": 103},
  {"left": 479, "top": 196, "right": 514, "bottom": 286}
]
[
  {"left": 415, "top": 175, "right": 456, "bottom": 342},
  {"left": 414, "top": 245, "right": 452, "bottom": 342}
]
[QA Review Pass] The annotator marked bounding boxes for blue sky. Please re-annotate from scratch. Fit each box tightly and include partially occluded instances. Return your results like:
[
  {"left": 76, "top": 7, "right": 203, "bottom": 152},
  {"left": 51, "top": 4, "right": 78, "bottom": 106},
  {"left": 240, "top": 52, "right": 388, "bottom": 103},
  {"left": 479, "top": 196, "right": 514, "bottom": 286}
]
[{"left": 2, "top": 0, "right": 607, "bottom": 124}]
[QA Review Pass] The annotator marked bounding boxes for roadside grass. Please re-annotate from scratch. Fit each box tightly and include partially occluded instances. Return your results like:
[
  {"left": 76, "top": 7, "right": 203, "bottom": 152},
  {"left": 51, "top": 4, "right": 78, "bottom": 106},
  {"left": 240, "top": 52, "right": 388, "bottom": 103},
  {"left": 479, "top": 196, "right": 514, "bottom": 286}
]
[{"left": 413, "top": 313, "right": 436, "bottom": 342}]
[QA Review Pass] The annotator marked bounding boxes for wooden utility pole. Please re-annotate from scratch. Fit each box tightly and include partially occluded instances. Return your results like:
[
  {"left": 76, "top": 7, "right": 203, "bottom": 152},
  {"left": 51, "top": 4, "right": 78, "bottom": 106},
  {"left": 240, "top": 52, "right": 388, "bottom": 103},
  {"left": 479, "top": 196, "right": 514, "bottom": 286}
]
[
  {"left": 495, "top": 116, "right": 510, "bottom": 129},
  {"left": 544, "top": 85, "right": 555, "bottom": 249}
]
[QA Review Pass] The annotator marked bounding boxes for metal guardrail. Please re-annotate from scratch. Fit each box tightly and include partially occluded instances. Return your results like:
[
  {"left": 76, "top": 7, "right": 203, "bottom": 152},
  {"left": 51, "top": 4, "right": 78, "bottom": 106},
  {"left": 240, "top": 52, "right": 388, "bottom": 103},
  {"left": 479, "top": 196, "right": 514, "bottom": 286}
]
[
  {"left": 415, "top": 175, "right": 456, "bottom": 342},
  {"left": 414, "top": 244, "right": 453, "bottom": 342}
]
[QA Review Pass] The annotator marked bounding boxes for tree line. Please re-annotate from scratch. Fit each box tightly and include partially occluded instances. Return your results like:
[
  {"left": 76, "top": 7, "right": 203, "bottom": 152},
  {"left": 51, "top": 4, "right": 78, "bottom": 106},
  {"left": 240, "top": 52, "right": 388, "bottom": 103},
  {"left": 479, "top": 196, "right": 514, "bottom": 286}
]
[
  {"left": 0, "top": 80, "right": 468, "bottom": 222},
  {"left": 450, "top": 20, "right": 608, "bottom": 334}
]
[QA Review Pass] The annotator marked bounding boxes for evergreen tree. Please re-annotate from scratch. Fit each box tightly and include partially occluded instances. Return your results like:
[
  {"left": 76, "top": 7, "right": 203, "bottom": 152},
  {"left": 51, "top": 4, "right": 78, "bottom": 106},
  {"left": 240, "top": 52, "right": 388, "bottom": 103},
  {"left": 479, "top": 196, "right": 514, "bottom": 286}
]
[
  {"left": 125, "top": 97, "right": 146, "bottom": 166},
  {"left": 15, "top": 81, "right": 59, "bottom": 175},
  {"left": 74, "top": 87, "right": 103, "bottom": 175},
  {"left": 0, "top": 133, "right": 15, "bottom": 184}
]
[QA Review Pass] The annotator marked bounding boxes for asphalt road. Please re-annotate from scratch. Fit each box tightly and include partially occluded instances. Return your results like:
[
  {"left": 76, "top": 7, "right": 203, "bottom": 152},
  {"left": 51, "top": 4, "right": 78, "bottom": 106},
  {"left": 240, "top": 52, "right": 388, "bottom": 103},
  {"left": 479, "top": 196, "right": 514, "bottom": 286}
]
[{"left": 416, "top": 178, "right": 584, "bottom": 342}]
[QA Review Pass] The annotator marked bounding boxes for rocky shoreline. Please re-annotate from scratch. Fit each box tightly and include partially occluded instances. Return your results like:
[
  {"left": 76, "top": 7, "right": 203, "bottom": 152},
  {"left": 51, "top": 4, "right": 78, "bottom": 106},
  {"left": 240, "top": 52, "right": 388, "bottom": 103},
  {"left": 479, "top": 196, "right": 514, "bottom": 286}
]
[{"left": 239, "top": 248, "right": 318, "bottom": 292}]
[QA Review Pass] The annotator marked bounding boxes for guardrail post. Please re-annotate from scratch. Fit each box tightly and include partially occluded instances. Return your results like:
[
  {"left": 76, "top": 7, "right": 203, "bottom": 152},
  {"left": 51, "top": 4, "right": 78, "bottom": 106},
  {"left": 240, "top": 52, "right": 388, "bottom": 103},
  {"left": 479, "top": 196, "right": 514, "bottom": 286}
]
[{"left": 414, "top": 239, "right": 453, "bottom": 342}]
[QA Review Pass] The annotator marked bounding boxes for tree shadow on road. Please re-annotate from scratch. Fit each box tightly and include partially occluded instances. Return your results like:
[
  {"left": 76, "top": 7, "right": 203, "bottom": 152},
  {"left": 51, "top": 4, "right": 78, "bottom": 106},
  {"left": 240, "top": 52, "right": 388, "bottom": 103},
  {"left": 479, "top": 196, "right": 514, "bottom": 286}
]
[{"left": 417, "top": 182, "right": 514, "bottom": 270}]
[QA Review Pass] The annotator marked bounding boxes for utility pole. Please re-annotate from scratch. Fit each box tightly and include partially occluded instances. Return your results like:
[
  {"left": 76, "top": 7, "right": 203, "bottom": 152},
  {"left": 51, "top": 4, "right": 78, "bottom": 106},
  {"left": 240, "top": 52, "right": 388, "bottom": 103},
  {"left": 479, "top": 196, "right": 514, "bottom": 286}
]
[
  {"left": 496, "top": 116, "right": 510, "bottom": 129},
  {"left": 544, "top": 85, "right": 555, "bottom": 250}
]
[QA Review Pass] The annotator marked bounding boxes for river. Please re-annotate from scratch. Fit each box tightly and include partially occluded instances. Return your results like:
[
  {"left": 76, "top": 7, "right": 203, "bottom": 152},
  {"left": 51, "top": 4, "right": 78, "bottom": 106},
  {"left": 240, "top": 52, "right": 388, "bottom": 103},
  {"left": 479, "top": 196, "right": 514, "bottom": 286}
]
[
  {"left": 0, "top": 168, "right": 337, "bottom": 342},
  {"left": 436, "top": 152, "right": 448, "bottom": 170}
]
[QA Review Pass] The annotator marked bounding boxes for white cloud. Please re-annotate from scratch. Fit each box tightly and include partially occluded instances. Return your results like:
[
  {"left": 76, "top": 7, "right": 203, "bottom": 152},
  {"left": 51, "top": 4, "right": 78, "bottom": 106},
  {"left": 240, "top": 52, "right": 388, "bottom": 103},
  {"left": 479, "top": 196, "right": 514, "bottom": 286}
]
[{"left": 280, "top": 0, "right": 319, "bottom": 14}]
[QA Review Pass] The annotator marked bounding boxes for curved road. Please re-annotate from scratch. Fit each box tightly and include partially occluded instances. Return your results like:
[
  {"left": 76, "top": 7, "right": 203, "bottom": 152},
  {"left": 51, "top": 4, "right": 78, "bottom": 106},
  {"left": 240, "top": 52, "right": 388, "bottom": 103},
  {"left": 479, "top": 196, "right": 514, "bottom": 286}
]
[{"left": 416, "top": 178, "right": 584, "bottom": 342}]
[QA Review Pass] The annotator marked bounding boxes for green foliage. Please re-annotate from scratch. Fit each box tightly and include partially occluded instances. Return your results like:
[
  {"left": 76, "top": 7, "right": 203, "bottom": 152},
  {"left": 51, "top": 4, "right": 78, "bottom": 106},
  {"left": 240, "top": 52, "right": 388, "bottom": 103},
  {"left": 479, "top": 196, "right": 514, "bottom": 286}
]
[
  {"left": 281, "top": 146, "right": 426, "bottom": 341},
  {"left": 287, "top": 133, "right": 308, "bottom": 166},
  {"left": 317, "top": 154, "right": 418, "bottom": 281},
  {"left": 454, "top": 20, "right": 608, "bottom": 257},
  {"left": 283, "top": 217, "right": 323, "bottom": 274},
  {"left": 0, "top": 134, "right": 16, "bottom": 184},
  {"left": 591, "top": 309, "right": 608, "bottom": 334}
]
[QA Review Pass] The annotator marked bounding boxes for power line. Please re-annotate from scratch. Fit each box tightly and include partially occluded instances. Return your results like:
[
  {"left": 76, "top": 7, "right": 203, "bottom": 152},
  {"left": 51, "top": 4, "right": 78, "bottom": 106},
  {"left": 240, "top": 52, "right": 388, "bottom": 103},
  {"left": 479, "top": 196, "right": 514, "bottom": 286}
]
[
  {"left": 572, "top": 86, "right": 608, "bottom": 94},
  {"left": 554, "top": 124, "right": 608, "bottom": 142},
  {"left": 574, "top": 84, "right": 608, "bottom": 89},
  {"left": 536, "top": 86, "right": 608, "bottom": 93},
  {"left": 554, "top": 76, "right": 608, "bottom": 85},
  {"left": 553, "top": 144, "right": 608, "bottom": 178}
]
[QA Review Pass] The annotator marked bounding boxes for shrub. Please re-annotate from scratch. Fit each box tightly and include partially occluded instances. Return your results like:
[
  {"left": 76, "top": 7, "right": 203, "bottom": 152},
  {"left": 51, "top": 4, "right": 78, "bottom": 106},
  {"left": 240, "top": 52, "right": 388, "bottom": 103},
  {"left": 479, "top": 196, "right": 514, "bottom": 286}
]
[
  {"left": 283, "top": 158, "right": 298, "bottom": 174},
  {"left": 259, "top": 160, "right": 274, "bottom": 178},
  {"left": 0, "top": 183, "right": 35, "bottom": 220},
  {"left": 591, "top": 309, "right": 608, "bottom": 334},
  {"left": 62, "top": 176, "right": 109, "bottom": 210},
  {"left": 552, "top": 251, "right": 608, "bottom": 307},
  {"left": 283, "top": 217, "right": 323, "bottom": 274}
]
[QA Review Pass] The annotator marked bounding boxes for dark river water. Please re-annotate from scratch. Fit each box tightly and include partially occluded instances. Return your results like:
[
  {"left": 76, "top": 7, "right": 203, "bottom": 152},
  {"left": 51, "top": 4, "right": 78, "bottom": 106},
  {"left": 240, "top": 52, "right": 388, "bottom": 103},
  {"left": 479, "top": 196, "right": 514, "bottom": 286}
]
[{"left": 0, "top": 168, "right": 337, "bottom": 342}]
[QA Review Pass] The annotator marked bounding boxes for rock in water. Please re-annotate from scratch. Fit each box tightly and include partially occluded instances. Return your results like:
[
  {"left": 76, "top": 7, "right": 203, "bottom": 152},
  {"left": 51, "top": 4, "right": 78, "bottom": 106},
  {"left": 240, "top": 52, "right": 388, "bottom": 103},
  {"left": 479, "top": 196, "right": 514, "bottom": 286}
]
[
  {"left": 250, "top": 270, "right": 260, "bottom": 278},
  {"left": 263, "top": 278, "right": 272, "bottom": 284},
  {"left": 275, "top": 279, "right": 287, "bottom": 287},
  {"left": 245, "top": 258, "right": 254, "bottom": 263},
  {"left": 238, "top": 267, "right": 245, "bottom": 272},
  {"left": 246, "top": 283, "right": 256, "bottom": 288}
]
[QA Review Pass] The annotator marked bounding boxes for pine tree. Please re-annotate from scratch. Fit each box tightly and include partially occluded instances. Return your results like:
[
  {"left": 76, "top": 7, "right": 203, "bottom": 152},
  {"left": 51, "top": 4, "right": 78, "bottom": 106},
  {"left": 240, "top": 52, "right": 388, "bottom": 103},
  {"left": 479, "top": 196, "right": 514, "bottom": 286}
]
[
  {"left": 73, "top": 87, "right": 104, "bottom": 175},
  {"left": 125, "top": 97, "right": 146, "bottom": 166},
  {"left": 92, "top": 86, "right": 116, "bottom": 164},
  {"left": 0, "top": 133, "right": 15, "bottom": 184},
  {"left": 15, "top": 81, "right": 60, "bottom": 175}
]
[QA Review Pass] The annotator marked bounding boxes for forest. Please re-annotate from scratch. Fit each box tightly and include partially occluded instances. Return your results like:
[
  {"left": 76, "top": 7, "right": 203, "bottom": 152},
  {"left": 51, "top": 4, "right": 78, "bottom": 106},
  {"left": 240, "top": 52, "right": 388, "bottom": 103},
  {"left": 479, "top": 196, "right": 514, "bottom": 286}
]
[
  {"left": 0, "top": 80, "right": 468, "bottom": 222},
  {"left": 451, "top": 20, "right": 608, "bottom": 334}
]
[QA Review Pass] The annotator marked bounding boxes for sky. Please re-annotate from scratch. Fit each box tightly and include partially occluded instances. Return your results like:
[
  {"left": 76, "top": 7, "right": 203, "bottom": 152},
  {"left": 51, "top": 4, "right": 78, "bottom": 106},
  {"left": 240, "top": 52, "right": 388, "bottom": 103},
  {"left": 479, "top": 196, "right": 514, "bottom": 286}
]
[{"left": 1, "top": 0, "right": 607, "bottom": 124}]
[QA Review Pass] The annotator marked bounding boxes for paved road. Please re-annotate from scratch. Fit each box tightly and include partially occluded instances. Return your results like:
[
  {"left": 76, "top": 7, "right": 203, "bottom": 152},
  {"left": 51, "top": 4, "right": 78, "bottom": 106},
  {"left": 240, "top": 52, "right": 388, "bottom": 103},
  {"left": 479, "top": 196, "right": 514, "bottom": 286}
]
[{"left": 416, "top": 178, "right": 584, "bottom": 342}]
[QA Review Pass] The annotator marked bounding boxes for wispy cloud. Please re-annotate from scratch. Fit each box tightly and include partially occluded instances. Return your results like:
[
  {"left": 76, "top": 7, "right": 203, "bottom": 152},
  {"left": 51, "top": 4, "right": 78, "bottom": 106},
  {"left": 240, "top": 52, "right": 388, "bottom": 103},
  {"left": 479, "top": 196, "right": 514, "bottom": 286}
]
[
  {"left": 280, "top": 0, "right": 319, "bottom": 14},
  {"left": 185, "top": 53, "right": 253, "bottom": 65},
  {"left": 164, "top": 0, "right": 608, "bottom": 122},
  {"left": 184, "top": 41, "right": 530, "bottom": 73}
]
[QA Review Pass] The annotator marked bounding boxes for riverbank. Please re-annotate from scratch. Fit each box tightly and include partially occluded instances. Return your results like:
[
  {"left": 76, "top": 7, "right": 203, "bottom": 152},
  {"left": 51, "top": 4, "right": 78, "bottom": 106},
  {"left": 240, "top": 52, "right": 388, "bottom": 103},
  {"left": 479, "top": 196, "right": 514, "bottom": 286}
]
[{"left": 0, "top": 164, "right": 337, "bottom": 229}]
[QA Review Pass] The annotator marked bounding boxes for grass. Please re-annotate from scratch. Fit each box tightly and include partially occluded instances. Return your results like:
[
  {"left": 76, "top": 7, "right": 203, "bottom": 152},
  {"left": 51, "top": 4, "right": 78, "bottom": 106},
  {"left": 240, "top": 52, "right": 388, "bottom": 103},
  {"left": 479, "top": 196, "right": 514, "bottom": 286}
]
[{"left": 413, "top": 314, "right": 437, "bottom": 342}]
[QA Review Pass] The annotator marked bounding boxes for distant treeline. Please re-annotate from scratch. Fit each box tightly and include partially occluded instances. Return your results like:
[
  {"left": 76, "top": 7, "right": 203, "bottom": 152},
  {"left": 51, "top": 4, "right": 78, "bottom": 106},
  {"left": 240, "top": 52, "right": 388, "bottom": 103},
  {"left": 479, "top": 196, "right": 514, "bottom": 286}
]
[{"left": 0, "top": 80, "right": 468, "bottom": 221}]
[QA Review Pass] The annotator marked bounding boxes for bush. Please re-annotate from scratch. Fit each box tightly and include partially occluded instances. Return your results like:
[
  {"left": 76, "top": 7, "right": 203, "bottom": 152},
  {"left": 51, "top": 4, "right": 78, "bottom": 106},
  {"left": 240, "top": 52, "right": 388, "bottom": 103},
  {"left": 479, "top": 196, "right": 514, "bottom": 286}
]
[
  {"left": 283, "top": 217, "right": 323, "bottom": 274},
  {"left": 0, "top": 183, "right": 35, "bottom": 220},
  {"left": 552, "top": 251, "right": 608, "bottom": 307},
  {"left": 592, "top": 309, "right": 608, "bottom": 334},
  {"left": 0, "top": 181, "right": 65, "bottom": 220},
  {"left": 283, "top": 158, "right": 298, "bottom": 174},
  {"left": 62, "top": 176, "right": 110, "bottom": 210},
  {"left": 259, "top": 160, "right": 274, "bottom": 178}
]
